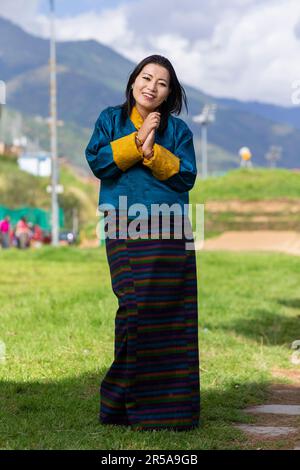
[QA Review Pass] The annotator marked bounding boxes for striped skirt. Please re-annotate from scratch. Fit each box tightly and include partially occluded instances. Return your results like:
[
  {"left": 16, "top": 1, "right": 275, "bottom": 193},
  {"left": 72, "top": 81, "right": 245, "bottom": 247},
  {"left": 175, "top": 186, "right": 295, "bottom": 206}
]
[{"left": 100, "top": 212, "right": 200, "bottom": 431}]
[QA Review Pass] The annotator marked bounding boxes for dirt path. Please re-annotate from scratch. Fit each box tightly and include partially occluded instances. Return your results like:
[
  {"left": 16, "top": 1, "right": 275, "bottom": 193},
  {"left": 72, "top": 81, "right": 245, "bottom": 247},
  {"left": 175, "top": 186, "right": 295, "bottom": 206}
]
[
  {"left": 79, "top": 230, "right": 300, "bottom": 255},
  {"left": 197, "top": 231, "right": 300, "bottom": 255}
]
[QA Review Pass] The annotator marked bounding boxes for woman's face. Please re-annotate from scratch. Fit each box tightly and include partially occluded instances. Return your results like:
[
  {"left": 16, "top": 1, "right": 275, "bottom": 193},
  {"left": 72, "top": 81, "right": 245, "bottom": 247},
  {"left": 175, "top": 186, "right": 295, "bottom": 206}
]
[{"left": 132, "top": 63, "right": 171, "bottom": 112}]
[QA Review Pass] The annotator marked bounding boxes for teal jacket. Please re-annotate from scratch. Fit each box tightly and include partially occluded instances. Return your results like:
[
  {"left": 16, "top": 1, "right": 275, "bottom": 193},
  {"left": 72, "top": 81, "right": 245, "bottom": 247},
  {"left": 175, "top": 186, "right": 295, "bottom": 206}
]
[{"left": 85, "top": 104, "right": 197, "bottom": 216}]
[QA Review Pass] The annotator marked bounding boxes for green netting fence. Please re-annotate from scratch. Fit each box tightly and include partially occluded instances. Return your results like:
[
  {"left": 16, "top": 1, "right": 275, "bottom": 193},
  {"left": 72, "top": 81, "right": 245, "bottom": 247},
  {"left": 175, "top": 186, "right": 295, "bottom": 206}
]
[{"left": 0, "top": 206, "right": 64, "bottom": 231}]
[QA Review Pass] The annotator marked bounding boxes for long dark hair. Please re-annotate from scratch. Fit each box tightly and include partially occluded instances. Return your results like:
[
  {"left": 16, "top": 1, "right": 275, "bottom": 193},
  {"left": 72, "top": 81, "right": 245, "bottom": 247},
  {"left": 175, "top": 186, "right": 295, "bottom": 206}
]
[{"left": 120, "top": 54, "right": 188, "bottom": 135}]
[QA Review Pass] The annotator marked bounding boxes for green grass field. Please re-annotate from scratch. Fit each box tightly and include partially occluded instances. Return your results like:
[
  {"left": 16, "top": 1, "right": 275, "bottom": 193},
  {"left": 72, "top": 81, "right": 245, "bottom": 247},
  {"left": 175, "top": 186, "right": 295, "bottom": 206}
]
[
  {"left": 0, "top": 246, "right": 299, "bottom": 450},
  {"left": 191, "top": 167, "right": 300, "bottom": 202}
]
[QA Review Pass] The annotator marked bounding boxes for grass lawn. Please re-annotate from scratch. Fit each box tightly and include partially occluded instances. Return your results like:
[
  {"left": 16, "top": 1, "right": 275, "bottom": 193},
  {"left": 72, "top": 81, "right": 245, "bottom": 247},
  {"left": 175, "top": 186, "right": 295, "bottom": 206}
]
[
  {"left": 191, "top": 167, "right": 300, "bottom": 202},
  {"left": 0, "top": 246, "right": 299, "bottom": 450}
]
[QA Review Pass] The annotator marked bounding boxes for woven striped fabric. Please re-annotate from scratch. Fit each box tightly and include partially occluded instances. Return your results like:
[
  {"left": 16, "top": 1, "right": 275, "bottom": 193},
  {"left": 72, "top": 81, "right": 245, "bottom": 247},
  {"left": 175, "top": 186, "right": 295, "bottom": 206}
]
[{"left": 100, "top": 212, "right": 200, "bottom": 431}]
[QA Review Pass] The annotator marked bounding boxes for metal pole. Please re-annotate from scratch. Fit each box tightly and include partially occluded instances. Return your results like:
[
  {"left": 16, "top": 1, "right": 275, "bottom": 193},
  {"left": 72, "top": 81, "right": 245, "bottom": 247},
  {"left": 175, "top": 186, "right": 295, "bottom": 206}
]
[
  {"left": 49, "top": 0, "right": 59, "bottom": 246},
  {"left": 72, "top": 207, "right": 79, "bottom": 234},
  {"left": 201, "top": 123, "right": 208, "bottom": 179},
  {"left": 0, "top": 84, "right": 6, "bottom": 150},
  {"left": 193, "top": 104, "right": 216, "bottom": 180}
]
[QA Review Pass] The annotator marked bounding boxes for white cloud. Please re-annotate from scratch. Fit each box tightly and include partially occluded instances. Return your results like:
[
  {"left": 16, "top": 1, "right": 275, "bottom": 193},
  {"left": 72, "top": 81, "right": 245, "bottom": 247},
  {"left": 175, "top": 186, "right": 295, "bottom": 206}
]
[
  {"left": 122, "top": 0, "right": 300, "bottom": 106},
  {"left": 0, "top": 0, "right": 39, "bottom": 21},
  {"left": 34, "top": 7, "right": 133, "bottom": 45},
  {"left": 1, "top": 0, "right": 299, "bottom": 106}
]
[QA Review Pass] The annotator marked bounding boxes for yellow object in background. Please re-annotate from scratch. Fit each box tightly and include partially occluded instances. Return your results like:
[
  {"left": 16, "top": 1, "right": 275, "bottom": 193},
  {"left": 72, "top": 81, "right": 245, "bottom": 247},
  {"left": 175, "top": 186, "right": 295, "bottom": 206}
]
[{"left": 239, "top": 146, "right": 252, "bottom": 161}]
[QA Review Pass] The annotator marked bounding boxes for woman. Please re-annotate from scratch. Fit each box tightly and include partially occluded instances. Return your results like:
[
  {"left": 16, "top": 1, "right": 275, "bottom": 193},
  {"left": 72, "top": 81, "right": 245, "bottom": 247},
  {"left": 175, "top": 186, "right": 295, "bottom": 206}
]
[
  {"left": 15, "top": 216, "right": 30, "bottom": 249},
  {"left": 0, "top": 215, "right": 11, "bottom": 249},
  {"left": 85, "top": 54, "right": 200, "bottom": 432}
]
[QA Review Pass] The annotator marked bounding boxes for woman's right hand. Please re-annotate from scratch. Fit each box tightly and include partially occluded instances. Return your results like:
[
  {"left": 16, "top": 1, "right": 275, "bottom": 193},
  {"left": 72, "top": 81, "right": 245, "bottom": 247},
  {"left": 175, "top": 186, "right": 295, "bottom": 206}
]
[{"left": 137, "top": 112, "right": 160, "bottom": 142}]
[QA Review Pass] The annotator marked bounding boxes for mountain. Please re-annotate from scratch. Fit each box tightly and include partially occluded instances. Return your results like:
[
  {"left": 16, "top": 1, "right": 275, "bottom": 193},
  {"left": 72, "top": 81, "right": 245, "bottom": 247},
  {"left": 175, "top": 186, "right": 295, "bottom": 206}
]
[
  {"left": 215, "top": 97, "right": 300, "bottom": 130},
  {"left": 0, "top": 16, "right": 299, "bottom": 171}
]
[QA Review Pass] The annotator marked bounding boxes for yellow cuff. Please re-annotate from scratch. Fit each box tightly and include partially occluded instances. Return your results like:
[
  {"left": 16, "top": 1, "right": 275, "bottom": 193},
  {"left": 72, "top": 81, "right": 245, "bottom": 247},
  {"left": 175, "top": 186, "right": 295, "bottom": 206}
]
[
  {"left": 110, "top": 132, "right": 143, "bottom": 171},
  {"left": 142, "top": 143, "right": 180, "bottom": 180}
]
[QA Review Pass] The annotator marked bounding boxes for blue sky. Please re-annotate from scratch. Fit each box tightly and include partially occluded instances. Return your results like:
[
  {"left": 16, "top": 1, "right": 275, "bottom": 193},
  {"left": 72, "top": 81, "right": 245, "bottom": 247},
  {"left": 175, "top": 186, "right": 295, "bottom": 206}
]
[{"left": 1, "top": 0, "right": 300, "bottom": 107}]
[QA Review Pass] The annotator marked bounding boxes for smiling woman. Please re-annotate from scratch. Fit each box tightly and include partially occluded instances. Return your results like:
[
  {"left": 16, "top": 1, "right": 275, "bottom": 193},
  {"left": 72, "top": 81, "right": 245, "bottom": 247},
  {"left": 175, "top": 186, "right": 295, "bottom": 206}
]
[
  {"left": 134, "top": 66, "right": 170, "bottom": 104},
  {"left": 85, "top": 54, "right": 200, "bottom": 432}
]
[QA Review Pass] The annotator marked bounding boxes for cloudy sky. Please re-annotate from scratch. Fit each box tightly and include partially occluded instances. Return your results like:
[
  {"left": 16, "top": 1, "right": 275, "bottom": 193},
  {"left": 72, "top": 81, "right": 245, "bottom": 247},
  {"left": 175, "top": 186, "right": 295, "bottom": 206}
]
[{"left": 1, "top": 0, "right": 300, "bottom": 107}]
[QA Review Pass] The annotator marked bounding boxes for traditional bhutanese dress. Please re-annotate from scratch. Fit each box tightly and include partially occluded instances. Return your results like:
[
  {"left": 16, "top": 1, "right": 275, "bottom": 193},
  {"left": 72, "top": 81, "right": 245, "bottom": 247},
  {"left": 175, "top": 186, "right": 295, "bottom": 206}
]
[{"left": 85, "top": 104, "right": 200, "bottom": 431}]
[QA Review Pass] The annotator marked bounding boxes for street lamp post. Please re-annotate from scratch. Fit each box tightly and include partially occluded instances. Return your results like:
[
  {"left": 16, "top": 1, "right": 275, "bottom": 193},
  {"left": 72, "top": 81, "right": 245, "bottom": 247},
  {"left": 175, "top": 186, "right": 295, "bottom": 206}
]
[
  {"left": 192, "top": 104, "right": 217, "bottom": 179},
  {"left": 49, "top": 0, "right": 59, "bottom": 246},
  {"left": 0, "top": 80, "right": 6, "bottom": 145}
]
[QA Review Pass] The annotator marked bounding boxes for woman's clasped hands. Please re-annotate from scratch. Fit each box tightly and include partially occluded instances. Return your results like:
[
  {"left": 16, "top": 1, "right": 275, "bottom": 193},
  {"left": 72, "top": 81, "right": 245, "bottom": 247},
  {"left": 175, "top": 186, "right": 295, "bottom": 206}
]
[{"left": 136, "top": 111, "right": 160, "bottom": 159}]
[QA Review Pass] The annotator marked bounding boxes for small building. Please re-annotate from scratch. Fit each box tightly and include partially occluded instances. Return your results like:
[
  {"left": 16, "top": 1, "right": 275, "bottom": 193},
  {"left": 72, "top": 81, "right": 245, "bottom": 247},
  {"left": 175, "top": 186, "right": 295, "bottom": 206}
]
[{"left": 18, "top": 151, "right": 51, "bottom": 177}]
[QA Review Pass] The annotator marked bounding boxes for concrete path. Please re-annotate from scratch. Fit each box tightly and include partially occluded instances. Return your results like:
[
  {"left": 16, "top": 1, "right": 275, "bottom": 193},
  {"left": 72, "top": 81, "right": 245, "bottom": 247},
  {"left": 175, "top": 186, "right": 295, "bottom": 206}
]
[
  {"left": 235, "top": 380, "right": 300, "bottom": 449},
  {"left": 235, "top": 425, "right": 297, "bottom": 437},
  {"left": 245, "top": 404, "right": 300, "bottom": 416}
]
